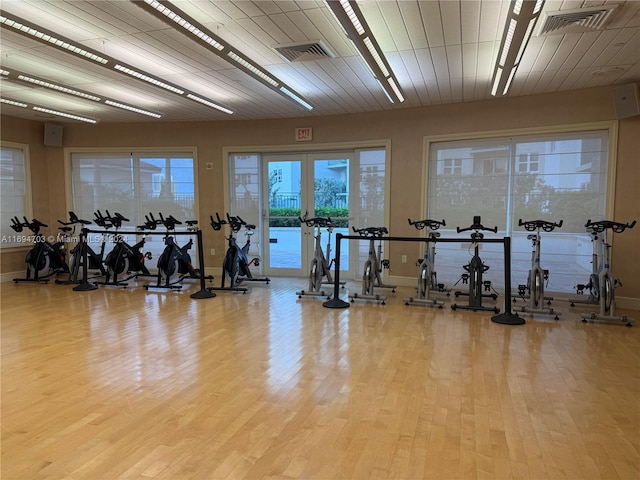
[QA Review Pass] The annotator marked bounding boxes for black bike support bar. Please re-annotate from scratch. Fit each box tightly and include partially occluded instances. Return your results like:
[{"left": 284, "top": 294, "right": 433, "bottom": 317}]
[
  {"left": 72, "top": 227, "right": 215, "bottom": 299},
  {"left": 323, "top": 234, "right": 524, "bottom": 325}
]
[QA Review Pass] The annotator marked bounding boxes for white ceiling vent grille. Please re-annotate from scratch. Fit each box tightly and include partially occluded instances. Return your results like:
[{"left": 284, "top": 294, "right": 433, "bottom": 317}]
[
  {"left": 537, "top": 4, "right": 619, "bottom": 36},
  {"left": 274, "top": 41, "right": 335, "bottom": 62}
]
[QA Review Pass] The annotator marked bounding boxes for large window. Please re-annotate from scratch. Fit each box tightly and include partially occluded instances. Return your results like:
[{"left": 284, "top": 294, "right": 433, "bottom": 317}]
[
  {"left": 427, "top": 128, "right": 611, "bottom": 294},
  {"left": 0, "top": 144, "right": 31, "bottom": 247},
  {"left": 70, "top": 150, "right": 196, "bottom": 261}
]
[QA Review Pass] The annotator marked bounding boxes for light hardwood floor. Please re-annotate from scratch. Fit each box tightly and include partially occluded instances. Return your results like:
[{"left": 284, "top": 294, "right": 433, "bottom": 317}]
[{"left": 1, "top": 276, "right": 639, "bottom": 480}]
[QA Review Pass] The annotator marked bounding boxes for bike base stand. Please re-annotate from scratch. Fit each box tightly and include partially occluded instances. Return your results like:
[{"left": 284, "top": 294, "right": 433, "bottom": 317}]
[
  {"left": 349, "top": 292, "right": 388, "bottom": 305},
  {"left": 581, "top": 313, "right": 634, "bottom": 327},
  {"left": 516, "top": 306, "right": 561, "bottom": 320},
  {"left": 296, "top": 289, "right": 329, "bottom": 298},
  {"left": 404, "top": 296, "right": 444, "bottom": 308}
]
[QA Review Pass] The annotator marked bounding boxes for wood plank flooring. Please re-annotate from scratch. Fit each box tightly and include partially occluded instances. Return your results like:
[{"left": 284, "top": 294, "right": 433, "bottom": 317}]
[{"left": 1, "top": 277, "right": 639, "bottom": 479}]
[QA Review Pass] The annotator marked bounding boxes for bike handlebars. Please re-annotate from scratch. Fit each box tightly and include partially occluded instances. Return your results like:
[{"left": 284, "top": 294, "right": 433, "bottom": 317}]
[
  {"left": 10, "top": 216, "right": 47, "bottom": 234},
  {"left": 352, "top": 226, "right": 389, "bottom": 238},
  {"left": 408, "top": 218, "right": 445, "bottom": 230},
  {"left": 456, "top": 216, "right": 498, "bottom": 234},
  {"left": 518, "top": 218, "right": 563, "bottom": 232},
  {"left": 209, "top": 213, "right": 255, "bottom": 233},
  {"left": 58, "top": 211, "right": 92, "bottom": 226},
  {"left": 585, "top": 219, "right": 637, "bottom": 234},
  {"left": 299, "top": 212, "right": 335, "bottom": 228}
]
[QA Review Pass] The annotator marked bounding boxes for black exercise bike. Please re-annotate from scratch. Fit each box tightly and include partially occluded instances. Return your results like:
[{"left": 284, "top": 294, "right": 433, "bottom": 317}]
[
  {"left": 56, "top": 211, "right": 108, "bottom": 284},
  {"left": 11, "top": 216, "right": 69, "bottom": 283},
  {"left": 209, "top": 213, "right": 269, "bottom": 292},
  {"left": 100, "top": 211, "right": 152, "bottom": 286},
  {"left": 145, "top": 213, "right": 200, "bottom": 289}
]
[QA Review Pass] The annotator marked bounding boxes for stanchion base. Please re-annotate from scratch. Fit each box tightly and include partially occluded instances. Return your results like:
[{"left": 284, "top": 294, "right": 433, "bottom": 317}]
[
  {"left": 323, "top": 298, "right": 350, "bottom": 309},
  {"left": 191, "top": 289, "right": 216, "bottom": 299},
  {"left": 491, "top": 312, "right": 525, "bottom": 325},
  {"left": 73, "top": 282, "right": 98, "bottom": 291}
]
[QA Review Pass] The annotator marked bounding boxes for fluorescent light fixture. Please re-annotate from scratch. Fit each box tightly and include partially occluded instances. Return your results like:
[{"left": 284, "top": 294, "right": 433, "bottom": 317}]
[
  {"left": 279, "top": 87, "right": 313, "bottom": 111},
  {"left": 135, "top": 0, "right": 312, "bottom": 111},
  {"left": 143, "top": 0, "right": 224, "bottom": 51},
  {"left": 104, "top": 100, "right": 162, "bottom": 118},
  {"left": 0, "top": 13, "right": 108, "bottom": 64},
  {"left": 339, "top": 0, "right": 365, "bottom": 35},
  {"left": 1, "top": 98, "right": 28, "bottom": 108},
  {"left": 490, "top": 0, "right": 546, "bottom": 97},
  {"left": 1, "top": 69, "right": 10, "bottom": 76},
  {"left": 0, "top": 10, "right": 233, "bottom": 115},
  {"left": 113, "top": 64, "right": 184, "bottom": 95},
  {"left": 227, "top": 51, "right": 279, "bottom": 88},
  {"left": 325, "top": 0, "right": 404, "bottom": 104},
  {"left": 33, "top": 106, "right": 98, "bottom": 123},
  {"left": 6, "top": 69, "right": 163, "bottom": 118},
  {"left": 186, "top": 93, "right": 234, "bottom": 114},
  {"left": 18, "top": 74, "right": 102, "bottom": 101}
]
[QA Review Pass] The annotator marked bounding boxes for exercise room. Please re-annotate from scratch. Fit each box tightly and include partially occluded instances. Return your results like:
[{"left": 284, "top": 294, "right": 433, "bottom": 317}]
[{"left": 1, "top": 1, "right": 639, "bottom": 479}]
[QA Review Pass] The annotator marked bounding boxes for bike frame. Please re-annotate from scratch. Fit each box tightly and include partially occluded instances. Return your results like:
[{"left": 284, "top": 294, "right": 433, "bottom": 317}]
[
  {"left": 578, "top": 219, "right": 636, "bottom": 326},
  {"left": 349, "top": 226, "right": 395, "bottom": 304},
  {"left": 515, "top": 219, "right": 562, "bottom": 320},
  {"left": 451, "top": 217, "right": 499, "bottom": 313},
  {"left": 405, "top": 218, "right": 447, "bottom": 308}
]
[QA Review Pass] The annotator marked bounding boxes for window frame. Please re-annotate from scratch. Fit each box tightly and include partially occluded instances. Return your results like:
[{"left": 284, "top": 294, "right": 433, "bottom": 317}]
[
  {"left": 0, "top": 141, "right": 33, "bottom": 249},
  {"left": 421, "top": 121, "right": 619, "bottom": 294}
]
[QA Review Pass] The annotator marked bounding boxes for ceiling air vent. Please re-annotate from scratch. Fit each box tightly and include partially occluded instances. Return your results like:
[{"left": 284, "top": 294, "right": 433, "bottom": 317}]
[
  {"left": 274, "top": 41, "right": 334, "bottom": 62},
  {"left": 537, "top": 4, "right": 619, "bottom": 36}
]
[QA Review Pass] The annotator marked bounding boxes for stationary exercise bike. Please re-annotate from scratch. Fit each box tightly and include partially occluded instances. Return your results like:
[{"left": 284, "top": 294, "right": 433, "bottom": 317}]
[
  {"left": 349, "top": 226, "right": 396, "bottom": 304},
  {"left": 451, "top": 216, "right": 500, "bottom": 313},
  {"left": 56, "top": 211, "right": 108, "bottom": 284},
  {"left": 514, "top": 219, "right": 563, "bottom": 320},
  {"left": 404, "top": 218, "right": 447, "bottom": 308},
  {"left": 296, "top": 212, "right": 345, "bottom": 299},
  {"left": 146, "top": 213, "right": 200, "bottom": 290},
  {"left": 209, "top": 213, "right": 270, "bottom": 293},
  {"left": 100, "top": 210, "right": 152, "bottom": 286},
  {"left": 11, "top": 216, "right": 69, "bottom": 283},
  {"left": 574, "top": 219, "right": 636, "bottom": 326}
]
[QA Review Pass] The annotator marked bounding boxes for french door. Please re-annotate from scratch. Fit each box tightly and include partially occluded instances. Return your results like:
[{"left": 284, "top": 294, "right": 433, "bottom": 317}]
[{"left": 262, "top": 152, "right": 352, "bottom": 277}]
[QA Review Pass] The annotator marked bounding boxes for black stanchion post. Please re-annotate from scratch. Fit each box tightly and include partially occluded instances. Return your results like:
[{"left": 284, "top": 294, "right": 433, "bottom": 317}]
[
  {"left": 191, "top": 229, "right": 216, "bottom": 299},
  {"left": 323, "top": 233, "right": 350, "bottom": 308},
  {"left": 73, "top": 227, "right": 98, "bottom": 291},
  {"left": 491, "top": 236, "right": 524, "bottom": 325}
]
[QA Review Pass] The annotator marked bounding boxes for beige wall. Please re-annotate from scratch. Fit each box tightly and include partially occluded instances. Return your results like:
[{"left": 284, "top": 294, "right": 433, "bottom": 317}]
[{"left": 2, "top": 85, "right": 639, "bottom": 304}]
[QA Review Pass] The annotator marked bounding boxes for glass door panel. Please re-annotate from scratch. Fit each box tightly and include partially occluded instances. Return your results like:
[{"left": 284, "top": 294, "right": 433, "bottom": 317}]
[
  {"left": 263, "top": 155, "right": 305, "bottom": 275},
  {"left": 309, "top": 153, "right": 352, "bottom": 276}
]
